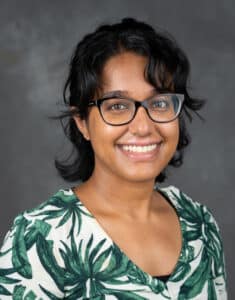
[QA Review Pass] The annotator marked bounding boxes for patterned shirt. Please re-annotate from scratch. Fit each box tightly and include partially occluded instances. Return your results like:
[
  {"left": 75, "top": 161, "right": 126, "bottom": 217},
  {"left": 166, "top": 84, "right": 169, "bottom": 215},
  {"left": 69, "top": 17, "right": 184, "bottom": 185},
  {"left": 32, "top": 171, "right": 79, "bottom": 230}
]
[{"left": 0, "top": 186, "right": 227, "bottom": 299}]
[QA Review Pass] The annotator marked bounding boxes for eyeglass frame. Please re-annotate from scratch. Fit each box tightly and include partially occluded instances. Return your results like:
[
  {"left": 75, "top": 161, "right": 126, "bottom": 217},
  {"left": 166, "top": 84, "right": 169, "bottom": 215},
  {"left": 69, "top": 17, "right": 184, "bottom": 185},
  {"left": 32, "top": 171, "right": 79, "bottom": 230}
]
[{"left": 88, "top": 93, "right": 185, "bottom": 126}]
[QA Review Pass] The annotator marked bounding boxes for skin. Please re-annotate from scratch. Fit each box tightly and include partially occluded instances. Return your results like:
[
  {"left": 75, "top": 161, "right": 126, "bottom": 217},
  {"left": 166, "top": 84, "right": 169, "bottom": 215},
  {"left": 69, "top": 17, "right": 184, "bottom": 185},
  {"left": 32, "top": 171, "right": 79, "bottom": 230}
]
[{"left": 73, "top": 52, "right": 182, "bottom": 276}]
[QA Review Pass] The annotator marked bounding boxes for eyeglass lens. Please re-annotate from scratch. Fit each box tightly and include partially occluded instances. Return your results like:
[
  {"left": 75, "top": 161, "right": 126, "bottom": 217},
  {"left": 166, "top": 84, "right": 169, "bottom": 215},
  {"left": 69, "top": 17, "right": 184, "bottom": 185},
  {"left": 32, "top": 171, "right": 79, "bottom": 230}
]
[{"left": 100, "top": 94, "right": 182, "bottom": 125}]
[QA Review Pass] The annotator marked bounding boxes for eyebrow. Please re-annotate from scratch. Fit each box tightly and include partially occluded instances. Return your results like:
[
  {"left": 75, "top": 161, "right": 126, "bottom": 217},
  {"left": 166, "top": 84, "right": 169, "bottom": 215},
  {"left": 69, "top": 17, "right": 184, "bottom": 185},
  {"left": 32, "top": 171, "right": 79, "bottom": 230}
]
[
  {"left": 101, "top": 90, "right": 126, "bottom": 98},
  {"left": 101, "top": 89, "right": 158, "bottom": 99}
]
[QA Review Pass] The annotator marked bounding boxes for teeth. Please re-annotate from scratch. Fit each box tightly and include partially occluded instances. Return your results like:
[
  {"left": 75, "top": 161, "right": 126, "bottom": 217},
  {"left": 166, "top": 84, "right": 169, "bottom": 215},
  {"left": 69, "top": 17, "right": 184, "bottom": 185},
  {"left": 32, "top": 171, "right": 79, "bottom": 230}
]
[{"left": 122, "top": 144, "right": 158, "bottom": 153}]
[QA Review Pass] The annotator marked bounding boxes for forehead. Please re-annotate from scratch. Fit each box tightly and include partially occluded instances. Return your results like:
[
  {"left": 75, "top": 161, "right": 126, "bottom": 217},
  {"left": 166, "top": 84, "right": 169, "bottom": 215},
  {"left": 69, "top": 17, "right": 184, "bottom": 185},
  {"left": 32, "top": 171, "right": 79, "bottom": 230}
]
[
  {"left": 102, "top": 52, "right": 146, "bottom": 78},
  {"left": 99, "top": 51, "right": 173, "bottom": 96},
  {"left": 100, "top": 52, "right": 152, "bottom": 96}
]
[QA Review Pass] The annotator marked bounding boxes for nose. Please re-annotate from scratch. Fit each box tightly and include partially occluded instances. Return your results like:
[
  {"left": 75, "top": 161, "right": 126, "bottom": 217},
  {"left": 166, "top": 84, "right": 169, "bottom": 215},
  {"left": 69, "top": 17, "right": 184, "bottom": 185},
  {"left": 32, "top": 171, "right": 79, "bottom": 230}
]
[{"left": 128, "top": 106, "right": 154, "bottom": 136}]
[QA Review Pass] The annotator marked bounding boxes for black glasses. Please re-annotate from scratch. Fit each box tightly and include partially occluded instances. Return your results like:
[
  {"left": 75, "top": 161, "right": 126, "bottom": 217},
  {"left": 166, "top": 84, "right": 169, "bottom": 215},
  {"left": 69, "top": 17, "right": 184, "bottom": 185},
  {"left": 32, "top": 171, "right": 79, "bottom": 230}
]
[{"left": 88, "top": 93, "right": 184, "bottom": 126}]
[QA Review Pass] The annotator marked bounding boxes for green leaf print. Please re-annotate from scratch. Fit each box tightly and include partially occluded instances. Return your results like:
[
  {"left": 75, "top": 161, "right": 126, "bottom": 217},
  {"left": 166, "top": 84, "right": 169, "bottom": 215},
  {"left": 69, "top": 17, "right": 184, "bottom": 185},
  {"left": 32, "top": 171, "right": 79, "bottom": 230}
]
[
  {"left": 0, "top": 284, "right": 12, "bottom": 296},
  {"left": 33, "top": 192, "right": 92, "bottom": 237},
  {"left": 12, "top": 216, "right": 32, "bottom": 279},
  {"left": 0, "top": 247, "right": 12, "bottom": 257},
  {"left": 111, "top": 290, "right": 148, "bottom": 299},
  {"left": 36, "top": 234, "right": 65, "bottom": 292},
  {"left": 149, "top": 279, "right": 166, "bottom": 295},
  {"left": 201, "top": 206, "right": 225, "bottom": 278},
  {"left": 170, "top": 262, "right": 190, "bottom": 283},
  {"left": 39, "top": 285, "right": 62, "bottom": 300},
  {"left": 128, "top": 264, "right": 149, "bottom": 286},
  {"left": 97, "top": 246, "right": 132, "bottom": 285},
  {"left": 0, "top": 187, "right": 226, "bottom": 299},
  {"left": 178, "top": 249, "right": 211, "bottom": 299},
  {"left": 170, "top": 244, "right": 194, "bottom": 282},
  {"left": 0, "top": 276, "right": 20, "bottom": 284},
  {"left": 13, "top": 284, "right": 26, "bottom": 299},
  {"left": 171, "top": 190, "right": 225, "bottom": 282},
  {"left": 0, "top": 268, "right": 21, "bottom": 284},
  {"left": 127, "top": 264, "right": 165, "bottom": 295},
  {"left": 59, "top": 234, "right": 145, "bottom": 299},
  {"left": 171, "top": 191, "right": 203, "bottom": 242},
  {"left": 171, "top": 190, "right": 203, "bottom": 222},
  {"left": 207, "top": 278, "right": 217, "bottom": 299},
  {"left": 92, "top": 246, "right": 112, "bottom": 274},
  {"left": 0, "top": 274, "right": 16, "bottom": 296},
  {"left": 13, "top": 284, "right": 37, "bottom": 300},
  {"left": 24, "top": 219, "right": 51, "bottom": 249},
  {"left": 60, "top": 235, "right": 106, "bottom": 298},
  {"left": 87, "top": 295, "right": 105, "bottom": 300}
]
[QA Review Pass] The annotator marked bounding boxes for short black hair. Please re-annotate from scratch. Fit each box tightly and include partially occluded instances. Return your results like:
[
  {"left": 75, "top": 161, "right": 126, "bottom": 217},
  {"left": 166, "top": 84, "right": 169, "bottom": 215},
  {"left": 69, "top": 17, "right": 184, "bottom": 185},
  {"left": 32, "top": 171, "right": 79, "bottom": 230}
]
[{"left": 55, "top": 18, "right": 204, "bottom": 183}]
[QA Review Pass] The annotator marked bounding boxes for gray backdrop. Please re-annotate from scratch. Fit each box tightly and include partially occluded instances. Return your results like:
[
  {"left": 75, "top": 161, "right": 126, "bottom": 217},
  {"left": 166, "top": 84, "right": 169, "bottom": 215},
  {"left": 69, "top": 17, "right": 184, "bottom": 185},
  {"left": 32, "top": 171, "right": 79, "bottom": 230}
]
[{"left": 0, "top": 0, "right": 234, "bottom": 297}]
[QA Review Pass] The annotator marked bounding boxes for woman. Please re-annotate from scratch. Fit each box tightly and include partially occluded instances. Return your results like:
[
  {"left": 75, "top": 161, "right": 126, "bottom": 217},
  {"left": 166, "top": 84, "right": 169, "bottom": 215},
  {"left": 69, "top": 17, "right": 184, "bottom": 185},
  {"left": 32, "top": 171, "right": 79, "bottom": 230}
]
[{"left": 0, "top": 18, "right": 227, "bottom": 299}]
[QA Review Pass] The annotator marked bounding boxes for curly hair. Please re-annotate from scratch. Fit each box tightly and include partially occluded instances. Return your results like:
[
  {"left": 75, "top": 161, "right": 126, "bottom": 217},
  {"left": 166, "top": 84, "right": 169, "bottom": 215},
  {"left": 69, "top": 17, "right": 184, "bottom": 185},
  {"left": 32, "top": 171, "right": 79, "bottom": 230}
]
[{"left": 55, "top": 18, "right": 204, "bottom": 183}]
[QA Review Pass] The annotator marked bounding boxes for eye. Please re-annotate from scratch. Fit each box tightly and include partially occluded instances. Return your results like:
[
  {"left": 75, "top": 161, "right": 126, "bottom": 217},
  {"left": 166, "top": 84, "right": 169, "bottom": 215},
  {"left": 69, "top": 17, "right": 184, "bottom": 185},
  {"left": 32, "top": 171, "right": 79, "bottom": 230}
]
[
  {"left": 110, "top": 103, "right": 128, "bottom": 111},
  {"left": 102, "top": 98, "right": 131, "bottom": 112},
  {"left": 150, "top": 98, "right": 170, "bottom": 110}
]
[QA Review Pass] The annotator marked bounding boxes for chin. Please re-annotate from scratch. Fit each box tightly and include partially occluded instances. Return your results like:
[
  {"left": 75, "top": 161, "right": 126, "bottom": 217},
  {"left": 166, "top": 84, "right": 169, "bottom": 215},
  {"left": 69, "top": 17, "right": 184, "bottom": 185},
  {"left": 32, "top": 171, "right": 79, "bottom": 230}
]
[{"left": 120, "top": 168, "right": 161, "bottom": 183}]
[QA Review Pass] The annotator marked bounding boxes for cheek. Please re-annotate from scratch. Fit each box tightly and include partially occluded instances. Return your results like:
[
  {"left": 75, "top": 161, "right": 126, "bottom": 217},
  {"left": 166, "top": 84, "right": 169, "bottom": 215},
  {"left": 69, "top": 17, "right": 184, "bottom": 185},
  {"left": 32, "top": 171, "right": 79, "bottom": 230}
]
[
  {"left": 160, "top": 121, "right": 180, "bottom": 146},
  {"left": 87, "top": 112, "right": 126, "bottom": 147}
]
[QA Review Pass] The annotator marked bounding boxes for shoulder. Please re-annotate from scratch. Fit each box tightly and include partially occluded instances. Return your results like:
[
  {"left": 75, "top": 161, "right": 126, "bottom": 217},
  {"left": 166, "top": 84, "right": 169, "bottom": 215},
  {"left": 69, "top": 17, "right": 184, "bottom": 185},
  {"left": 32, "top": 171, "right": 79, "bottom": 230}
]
[
  {"left": 160, "top": 186, "right": 227, "bottom": 296},
  {"left": 159, "top": 185, "right": 225, "bottom": 268},
  {"left": 158, "top": 185, "right": 226, "bottom": 256},
  {"left": 0, "top": 189, "right": 95, "bottom": 298},
  {"left": 1, "top": 189, "right": 84, "bottom": 252},
  {"left": 11, "top": 189, "right": 77, "bottom": 223},
  {"left": 159, "top": 185, "right": 220, "bottom": 228},
  {"left": 0, "top": 189, "right": 79, "bottom": 298}
]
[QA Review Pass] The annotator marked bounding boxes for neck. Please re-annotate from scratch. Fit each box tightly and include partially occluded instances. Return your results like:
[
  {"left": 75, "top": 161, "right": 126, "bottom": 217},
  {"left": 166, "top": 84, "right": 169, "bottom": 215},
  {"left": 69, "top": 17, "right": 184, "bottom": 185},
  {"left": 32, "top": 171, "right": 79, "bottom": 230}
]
[{"left": 79, "top": 166, "right": 158, "bottom": 220}]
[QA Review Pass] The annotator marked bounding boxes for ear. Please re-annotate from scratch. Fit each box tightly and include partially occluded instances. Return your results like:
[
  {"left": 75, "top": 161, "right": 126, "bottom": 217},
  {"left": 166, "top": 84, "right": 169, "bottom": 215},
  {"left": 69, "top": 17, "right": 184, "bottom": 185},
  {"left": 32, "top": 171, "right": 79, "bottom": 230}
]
[{"left": 73, "top": 115, "right": 90, "bottom": 141}]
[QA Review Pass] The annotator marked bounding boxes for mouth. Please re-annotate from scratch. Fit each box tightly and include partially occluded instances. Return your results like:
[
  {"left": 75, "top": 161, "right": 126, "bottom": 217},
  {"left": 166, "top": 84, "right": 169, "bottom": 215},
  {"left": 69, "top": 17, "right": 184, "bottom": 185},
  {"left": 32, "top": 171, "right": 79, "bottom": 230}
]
[
  {"left": 121, "top": 143, "right": 159, "bottom": 153},
  {"left": 117, "top": 142, "right": 163, "bottom": 162}
]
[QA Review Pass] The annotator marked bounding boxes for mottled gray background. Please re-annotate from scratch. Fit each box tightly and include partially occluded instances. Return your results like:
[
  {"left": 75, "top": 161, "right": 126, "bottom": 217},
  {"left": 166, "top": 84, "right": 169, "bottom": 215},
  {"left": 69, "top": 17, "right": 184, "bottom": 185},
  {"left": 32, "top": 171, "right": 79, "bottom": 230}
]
[{"left": 0, "top": 0, "right": 234, "bottom": 297}]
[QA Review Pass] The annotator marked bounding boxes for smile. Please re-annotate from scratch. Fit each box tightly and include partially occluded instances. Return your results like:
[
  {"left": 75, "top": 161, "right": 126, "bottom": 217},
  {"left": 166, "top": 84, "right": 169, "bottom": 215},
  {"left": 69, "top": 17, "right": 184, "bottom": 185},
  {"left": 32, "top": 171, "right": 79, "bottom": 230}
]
[{"left": 121, "top": 144, "right": 159, "bottom": 153}]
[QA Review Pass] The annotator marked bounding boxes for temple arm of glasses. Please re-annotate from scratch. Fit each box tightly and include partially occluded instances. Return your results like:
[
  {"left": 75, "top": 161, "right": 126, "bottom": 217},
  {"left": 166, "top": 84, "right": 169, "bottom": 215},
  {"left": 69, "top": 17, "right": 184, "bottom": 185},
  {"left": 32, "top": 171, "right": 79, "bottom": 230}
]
[{"left": 88, "top": 101, "right": 96, "bottom": 106}]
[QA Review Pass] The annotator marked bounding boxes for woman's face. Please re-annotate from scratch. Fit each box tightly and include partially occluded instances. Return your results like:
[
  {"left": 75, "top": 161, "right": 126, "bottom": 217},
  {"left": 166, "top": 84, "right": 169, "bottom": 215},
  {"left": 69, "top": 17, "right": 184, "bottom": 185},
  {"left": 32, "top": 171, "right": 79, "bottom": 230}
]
[{"left": 75, "top": 52, "right": 179, "bottom": 184}]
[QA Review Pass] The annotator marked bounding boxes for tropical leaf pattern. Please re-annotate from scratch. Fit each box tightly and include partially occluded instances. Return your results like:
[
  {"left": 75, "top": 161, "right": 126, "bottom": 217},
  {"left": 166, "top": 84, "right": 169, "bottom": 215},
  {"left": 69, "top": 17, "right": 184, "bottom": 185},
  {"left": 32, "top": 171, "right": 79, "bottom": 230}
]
[{"left": 0, "top": 187, "right": 227, "bottom": 299}]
